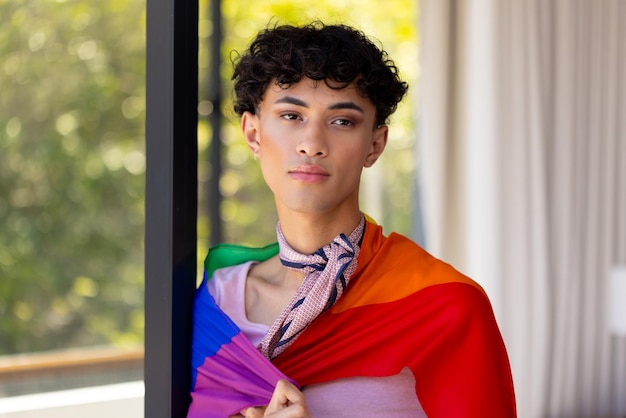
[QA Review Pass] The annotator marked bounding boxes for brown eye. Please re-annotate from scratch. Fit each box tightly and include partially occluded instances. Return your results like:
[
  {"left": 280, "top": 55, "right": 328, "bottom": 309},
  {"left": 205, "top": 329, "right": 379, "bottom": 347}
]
[
  {"left": 332, "top": 118, "right": 353, "bottom": 126},
  {"left": 281, "top": 113, "right": 301, "bottom": 121}
]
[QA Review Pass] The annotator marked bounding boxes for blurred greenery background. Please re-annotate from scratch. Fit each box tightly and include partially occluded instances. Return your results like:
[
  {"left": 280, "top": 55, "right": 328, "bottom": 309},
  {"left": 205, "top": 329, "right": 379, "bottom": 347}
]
[{"left": 0, "top": 0, "right": 417, "bottom": 356}]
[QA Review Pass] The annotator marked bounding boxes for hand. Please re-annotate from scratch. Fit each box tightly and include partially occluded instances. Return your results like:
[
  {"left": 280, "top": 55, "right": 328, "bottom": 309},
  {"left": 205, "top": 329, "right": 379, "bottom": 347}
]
[{"left": 241, "top": 379, "right": 310, "bottom": 417}]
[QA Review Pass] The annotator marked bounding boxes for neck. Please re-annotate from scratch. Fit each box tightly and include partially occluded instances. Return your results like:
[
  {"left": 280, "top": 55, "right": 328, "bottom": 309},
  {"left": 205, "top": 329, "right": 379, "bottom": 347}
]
[{"left": 276, "top": 209, "right": 363, "bottom": 254}]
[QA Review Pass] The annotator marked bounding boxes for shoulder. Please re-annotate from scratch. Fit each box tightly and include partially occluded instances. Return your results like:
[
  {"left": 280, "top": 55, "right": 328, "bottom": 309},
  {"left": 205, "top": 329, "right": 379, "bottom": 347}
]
[
  {"left": 203, "top": 242, "right": 279, "bottom": 278},
  {"left": 199, "top": 260, "right": 254, "bottom": 306},
  {"left": 335, "top": 224, "right": 487, "bottom": 311},
  {"left": 360, "top": 220, "right": 472, "bottom": 284}
]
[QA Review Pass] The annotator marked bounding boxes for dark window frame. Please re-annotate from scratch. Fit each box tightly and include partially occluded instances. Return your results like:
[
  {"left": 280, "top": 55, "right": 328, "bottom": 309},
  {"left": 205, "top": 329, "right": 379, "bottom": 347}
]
[{"left": 144, "top": 0, "right": 199, "bottom": 416}]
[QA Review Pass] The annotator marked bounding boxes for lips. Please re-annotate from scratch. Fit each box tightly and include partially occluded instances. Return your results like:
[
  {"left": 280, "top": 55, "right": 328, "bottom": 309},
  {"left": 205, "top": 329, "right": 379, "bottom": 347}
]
[{"left": 288, "top": 164, "right": 330, "bottom": 183}]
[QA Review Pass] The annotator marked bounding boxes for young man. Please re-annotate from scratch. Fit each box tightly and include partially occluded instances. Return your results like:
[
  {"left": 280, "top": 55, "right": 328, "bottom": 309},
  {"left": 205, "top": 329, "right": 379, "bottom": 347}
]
[{"left": 189, "top": 22, "right": 516, "bottom": 417}]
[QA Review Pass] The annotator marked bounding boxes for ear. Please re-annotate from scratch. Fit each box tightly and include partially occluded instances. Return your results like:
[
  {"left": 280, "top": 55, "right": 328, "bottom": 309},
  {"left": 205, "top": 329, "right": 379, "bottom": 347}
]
[
  {"left": 364, "top": 125, "right": 388, "bottom": 167},
  {"left": 241, "top": 111, "right": 261, "bottom": 158}
]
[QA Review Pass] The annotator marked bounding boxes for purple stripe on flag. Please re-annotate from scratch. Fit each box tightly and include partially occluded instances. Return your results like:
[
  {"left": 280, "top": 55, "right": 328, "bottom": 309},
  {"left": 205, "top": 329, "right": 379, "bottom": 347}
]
[{"left": 188, "top": 332, "right": 297, "bottom": 417}]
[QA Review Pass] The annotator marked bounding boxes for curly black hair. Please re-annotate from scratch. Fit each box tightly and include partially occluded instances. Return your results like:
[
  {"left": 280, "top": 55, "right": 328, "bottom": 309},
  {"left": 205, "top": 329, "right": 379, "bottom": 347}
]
[{"left": 231, "top": 21, "right": 409, "bottom": 127}]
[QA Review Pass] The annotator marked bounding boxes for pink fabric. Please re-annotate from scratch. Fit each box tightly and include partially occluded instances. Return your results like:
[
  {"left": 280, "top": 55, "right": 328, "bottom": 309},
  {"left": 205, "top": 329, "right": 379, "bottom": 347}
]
[
  {"left": 207, "top": 261, "right": 268, "bottom": 345},
  {"left": 258, "top": 216, "right": 365, "bottom": 359},
  {"left": 303, "top": 368, "right": 426, "bottom": 417}
]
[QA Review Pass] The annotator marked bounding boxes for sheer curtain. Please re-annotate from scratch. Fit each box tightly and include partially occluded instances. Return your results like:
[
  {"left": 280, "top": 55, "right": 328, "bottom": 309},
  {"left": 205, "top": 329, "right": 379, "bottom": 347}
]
[{"left": 418, "top": 1, "right": 626, "bottom": 417}]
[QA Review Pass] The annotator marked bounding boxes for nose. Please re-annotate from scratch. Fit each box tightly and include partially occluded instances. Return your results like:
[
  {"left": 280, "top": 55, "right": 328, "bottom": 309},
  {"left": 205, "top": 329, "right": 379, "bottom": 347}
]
[{"left": 297, "top": 121, "right": 328, "bottom": 157}]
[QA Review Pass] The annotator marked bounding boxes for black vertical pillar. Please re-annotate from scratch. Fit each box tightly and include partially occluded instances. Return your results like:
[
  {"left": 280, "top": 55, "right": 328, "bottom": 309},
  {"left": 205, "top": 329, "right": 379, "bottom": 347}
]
[
  {"left": 207, "top": 0, "right": 223, "bottom": 246},
  {"left": 145, "top": 0, "right": 198, "bottom": 416}
]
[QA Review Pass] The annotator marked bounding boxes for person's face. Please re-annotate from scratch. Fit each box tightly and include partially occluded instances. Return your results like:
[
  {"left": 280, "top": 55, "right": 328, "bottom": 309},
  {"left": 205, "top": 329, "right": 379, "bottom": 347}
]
[{"left": 242, "top": 77, "right": 388, "bottom": 217}]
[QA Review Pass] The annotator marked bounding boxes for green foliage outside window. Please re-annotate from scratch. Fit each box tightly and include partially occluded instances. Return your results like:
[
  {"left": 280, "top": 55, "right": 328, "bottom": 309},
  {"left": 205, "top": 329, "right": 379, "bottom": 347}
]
[{"left": 0, "top": 0, "right": 146, "bottom": 355}]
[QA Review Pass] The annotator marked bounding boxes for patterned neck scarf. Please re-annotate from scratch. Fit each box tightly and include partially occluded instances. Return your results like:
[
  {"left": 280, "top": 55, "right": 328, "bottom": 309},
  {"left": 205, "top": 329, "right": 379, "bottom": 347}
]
[{"left": 258, "top": 214, "right": 366, "bottom": 359}]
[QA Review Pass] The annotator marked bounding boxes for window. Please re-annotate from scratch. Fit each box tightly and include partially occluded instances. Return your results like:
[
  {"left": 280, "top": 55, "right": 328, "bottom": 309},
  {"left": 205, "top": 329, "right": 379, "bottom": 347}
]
[{"left": 0, "top": 0, "right": 146, "bottom": 409}]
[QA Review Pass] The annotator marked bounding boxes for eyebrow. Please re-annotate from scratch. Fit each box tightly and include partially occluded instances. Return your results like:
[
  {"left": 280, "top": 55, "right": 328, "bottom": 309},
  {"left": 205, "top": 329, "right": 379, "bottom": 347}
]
[
  {"left": 329, "top": 102, "right": 365, "bottom": 114},
  {"left": 274, "top": 96, "right": 365, "bottom": 114}
]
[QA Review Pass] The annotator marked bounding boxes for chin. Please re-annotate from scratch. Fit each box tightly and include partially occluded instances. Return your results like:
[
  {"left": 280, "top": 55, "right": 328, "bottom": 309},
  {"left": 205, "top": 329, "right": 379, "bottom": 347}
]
[{"left": 280, "top": 200, "right": 330, "bottom": 214}]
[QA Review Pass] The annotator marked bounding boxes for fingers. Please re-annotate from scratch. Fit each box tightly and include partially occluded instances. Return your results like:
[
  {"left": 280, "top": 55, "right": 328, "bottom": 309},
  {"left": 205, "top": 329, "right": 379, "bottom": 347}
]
[
  {"left": 241, "top": 407, "right": 266, "bottom": 418},
  {"left": 242, "top": 380, "right": 309, "bottom": 417},
  {"left": 265, "top": 379, "right": 309, "bottom": 417}
]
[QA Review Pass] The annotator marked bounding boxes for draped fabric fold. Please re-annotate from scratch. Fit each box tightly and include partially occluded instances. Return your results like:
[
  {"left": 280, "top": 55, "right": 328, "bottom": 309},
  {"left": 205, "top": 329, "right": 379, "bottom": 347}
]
[
  {"left": 188, "top": 286, "right": 297, "bottom": 418},
  {"left": 190, "top": 218, "right": 516, "bottom": 417}
]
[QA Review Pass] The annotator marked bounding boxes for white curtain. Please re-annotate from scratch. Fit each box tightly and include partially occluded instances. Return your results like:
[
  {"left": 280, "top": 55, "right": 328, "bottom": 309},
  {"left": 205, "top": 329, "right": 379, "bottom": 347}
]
[{"left": 418, "top": 1, "right": 626, "bottom": 417}]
